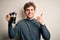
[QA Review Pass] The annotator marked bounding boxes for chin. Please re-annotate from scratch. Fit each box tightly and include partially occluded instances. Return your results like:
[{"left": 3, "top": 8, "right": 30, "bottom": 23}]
[{"left": 27, "top": 15, "right": 34, "bottom": 19}]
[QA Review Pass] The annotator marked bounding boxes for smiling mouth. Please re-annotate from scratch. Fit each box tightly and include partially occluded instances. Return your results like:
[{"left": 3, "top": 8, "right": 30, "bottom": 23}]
[{"left": 28, "top": 13, "right": 32, "bottom": 15}]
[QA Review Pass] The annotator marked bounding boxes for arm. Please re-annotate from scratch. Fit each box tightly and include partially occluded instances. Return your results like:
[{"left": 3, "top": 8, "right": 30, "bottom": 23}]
[
  {"left": 6, "top": 14, "right": 19, "bottom": 39},
  {"left": 36, "top": 13, "right": 50, "bottom": 40},
  {"left": 40, "top": 24, "right": 50, "bottom": 40},
  {"left": 8, "top": 22, "right": 19, "bottom": 39}
]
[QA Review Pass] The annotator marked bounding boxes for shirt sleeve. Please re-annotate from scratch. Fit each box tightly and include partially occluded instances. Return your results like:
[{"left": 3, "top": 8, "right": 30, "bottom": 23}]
[
  {"left": 8, "top": 22, "right": 19, "bottom": 39},
  {"left": 40, "top": 24, "right": 50, "bottom": 40}
]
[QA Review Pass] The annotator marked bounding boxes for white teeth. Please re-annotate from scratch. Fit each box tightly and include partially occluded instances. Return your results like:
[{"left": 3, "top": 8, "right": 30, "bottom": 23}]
[
  {"left": 29, "top": 13, "right": 32, "bottom": 15},
  {"left": 29, "top": 14, "right": 32, "bottom": 16}
]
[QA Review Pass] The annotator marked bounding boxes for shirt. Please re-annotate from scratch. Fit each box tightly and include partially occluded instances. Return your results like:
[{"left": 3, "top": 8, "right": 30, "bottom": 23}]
[{"left": 8, "top": 18, "right": 50, "bottom": 40}]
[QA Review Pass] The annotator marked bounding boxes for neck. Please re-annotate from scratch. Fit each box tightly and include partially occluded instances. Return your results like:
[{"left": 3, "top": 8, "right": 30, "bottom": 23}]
[{"left": 27, "top": 17, "right": 34, "bottom": 20}]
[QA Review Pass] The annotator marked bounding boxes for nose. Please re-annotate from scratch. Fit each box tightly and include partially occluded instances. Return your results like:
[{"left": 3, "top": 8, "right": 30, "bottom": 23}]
[{"left": 29, "top": 10, "right": 31, "bottom": 13}]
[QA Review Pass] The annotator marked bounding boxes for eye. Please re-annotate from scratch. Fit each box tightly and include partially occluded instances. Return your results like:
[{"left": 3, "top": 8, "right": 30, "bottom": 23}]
[
  {"left": 26, "top": 9, "right": 29, "bottom": 11},
  {"left": 31, "top": 9, "right": 34, "bottom": 11}
]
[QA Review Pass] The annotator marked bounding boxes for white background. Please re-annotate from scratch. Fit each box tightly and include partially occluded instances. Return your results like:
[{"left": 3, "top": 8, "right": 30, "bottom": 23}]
[{"left": 0, "top": 0, "right": 60, "bottom": 40}]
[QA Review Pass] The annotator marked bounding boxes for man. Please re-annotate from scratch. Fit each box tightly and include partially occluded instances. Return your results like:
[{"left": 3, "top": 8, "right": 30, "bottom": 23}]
[{"left": 6, "top": 2, "right": 50, "bottom": 40}]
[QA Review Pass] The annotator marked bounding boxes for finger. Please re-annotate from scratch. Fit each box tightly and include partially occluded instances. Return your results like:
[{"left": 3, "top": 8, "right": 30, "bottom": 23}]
[
  {"left": 40, "top": 13, "right": 43, "bottom": 17},
  {"left": 6, "top": 15, "right": 11, "bottom": 21}
]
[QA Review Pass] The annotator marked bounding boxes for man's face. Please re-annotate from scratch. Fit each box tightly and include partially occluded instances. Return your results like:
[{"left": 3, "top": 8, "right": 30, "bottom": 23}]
[{"left": 25, "top": 6, "right": 35, "bottom": 19}]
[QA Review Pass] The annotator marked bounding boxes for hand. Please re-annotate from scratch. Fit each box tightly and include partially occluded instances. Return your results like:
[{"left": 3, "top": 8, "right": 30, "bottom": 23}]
[
  {"left": 36, "top": 13, "right": 44, "bottom": 25},
  {"left": 6, "top": 14, "right": 11, "bottom": 22}
]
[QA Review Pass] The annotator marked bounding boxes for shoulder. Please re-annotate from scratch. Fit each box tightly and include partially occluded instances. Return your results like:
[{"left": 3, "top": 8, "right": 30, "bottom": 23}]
[{"left": 16, "top": 19, "right": 26, "bottom": 25}]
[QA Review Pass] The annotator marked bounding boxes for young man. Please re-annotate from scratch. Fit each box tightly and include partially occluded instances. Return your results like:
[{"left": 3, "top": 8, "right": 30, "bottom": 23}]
[{"left": 6, "top": 2, "right": 50, "bottom": 40}]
